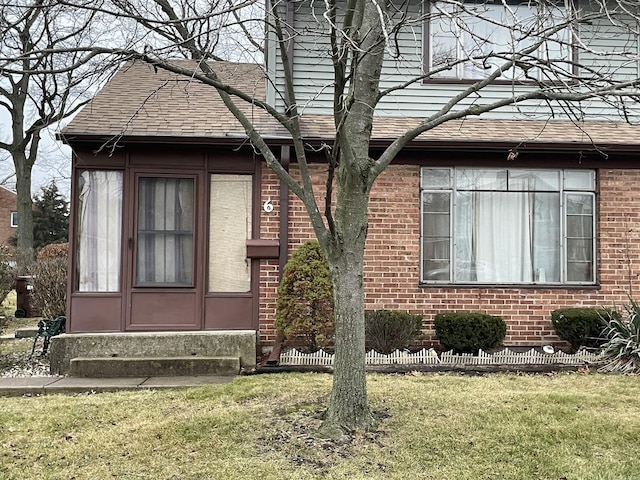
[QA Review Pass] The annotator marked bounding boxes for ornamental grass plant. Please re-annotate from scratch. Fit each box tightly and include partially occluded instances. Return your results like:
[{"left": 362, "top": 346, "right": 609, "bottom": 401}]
[
  {"left": 365, "top": 309, "right": 423, "bottom": 354},
  {"left": 598, "top": 299, "right": 640, "bottom": 373}
]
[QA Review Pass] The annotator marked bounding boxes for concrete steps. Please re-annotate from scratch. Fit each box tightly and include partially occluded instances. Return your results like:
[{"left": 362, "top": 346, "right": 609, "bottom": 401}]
[
  {"left": 50, "top": 331, "right": 256, "bottom": 376},
  {"left": 69, "top": 356, "right": 240, "bottom": 377}
]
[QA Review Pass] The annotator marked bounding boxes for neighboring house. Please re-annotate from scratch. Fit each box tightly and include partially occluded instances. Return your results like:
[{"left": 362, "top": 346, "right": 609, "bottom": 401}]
[
  {"left": 60, "top": 2, "right": 640, "bottom": 363},
  {"left": 0, "top": 186, "right": 18, "bottom": 253}
]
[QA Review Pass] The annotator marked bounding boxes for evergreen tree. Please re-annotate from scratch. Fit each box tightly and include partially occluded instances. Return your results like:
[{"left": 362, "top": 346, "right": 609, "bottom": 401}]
[{"left": 32, "top": 182, "right": 69, "bottom": 251}]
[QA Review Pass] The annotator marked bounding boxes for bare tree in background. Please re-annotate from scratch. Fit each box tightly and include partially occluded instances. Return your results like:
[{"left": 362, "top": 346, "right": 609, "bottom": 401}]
[
  {"left": 10, "top": 0, "right": 640, "bottom": 436},
  {"left": 0, "top": 0, "right": 115, "bottom": 268}
]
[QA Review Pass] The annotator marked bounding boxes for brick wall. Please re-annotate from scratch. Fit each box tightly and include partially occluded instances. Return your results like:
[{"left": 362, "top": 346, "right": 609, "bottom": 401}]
[
  {"left": 0, "top": 187, "right": 17, "bottom": 251},
  {"left": 258, "top": 165, "right": 640, "bottom": 352},
  {"left": 258, "top": 170, "right": 281, "bottom": 348}
]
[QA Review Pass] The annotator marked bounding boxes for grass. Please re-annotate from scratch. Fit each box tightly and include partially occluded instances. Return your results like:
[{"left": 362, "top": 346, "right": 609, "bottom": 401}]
[
  {"left": 0, "top": 337, "right": 35, "bottom": 355},
  {"left": 2, "top": 317, "right": 40, "bottom": 336},
  {"left": 1, "top": 372, "right": 640, "bottom": 479}
]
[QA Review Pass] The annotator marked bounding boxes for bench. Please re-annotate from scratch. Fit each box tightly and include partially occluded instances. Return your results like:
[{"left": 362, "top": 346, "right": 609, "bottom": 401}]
[{"left": 30, "top": 316, "right": 66, "bottom": 357}]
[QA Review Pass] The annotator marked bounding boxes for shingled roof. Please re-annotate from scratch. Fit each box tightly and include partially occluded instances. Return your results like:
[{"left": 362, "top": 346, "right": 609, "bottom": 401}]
[
  {"left": 62, "top": 60, "right": 276, "bottom": 139},
  {"left": 62, "top": 59, "right": 640, "bottom": 152}
]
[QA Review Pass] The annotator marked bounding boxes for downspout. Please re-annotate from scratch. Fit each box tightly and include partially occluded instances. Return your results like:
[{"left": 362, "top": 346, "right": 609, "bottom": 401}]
[
  {"left": 278, "top": 147, "right": 290, "bottom": 278},
  {"left": 266, "top": 0, "right": 295, "bottom": 366},
  {"left": 280, "top": 0, "right": 294, "bottom": 277}
]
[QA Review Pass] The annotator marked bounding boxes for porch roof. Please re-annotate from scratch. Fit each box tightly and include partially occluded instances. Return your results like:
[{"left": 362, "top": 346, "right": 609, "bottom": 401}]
[{"left": 62, "top": 60, "right": 640, "bottom": 152}]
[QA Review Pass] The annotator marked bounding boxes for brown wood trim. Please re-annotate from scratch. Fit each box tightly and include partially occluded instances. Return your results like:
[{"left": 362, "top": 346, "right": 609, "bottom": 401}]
[
  {"left": 67, "top": 166, "right": 78, "bottom": 324},
  {"left": 73, "top": 150, "right": 127, "bottom": 168},
  {"left": 251, "top": 160, "right": 262, "bottom": 332},
  {"left": 208, "top": 153, "right": 255, "bottom": 172},
  {"left": 246, "top": 239, "right": 280, "bottom": 259}
]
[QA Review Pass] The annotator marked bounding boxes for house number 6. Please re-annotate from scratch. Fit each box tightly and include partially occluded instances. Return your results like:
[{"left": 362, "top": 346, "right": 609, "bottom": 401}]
[{"left": 263, "top": 199, "right": 274, "bottom": 213}]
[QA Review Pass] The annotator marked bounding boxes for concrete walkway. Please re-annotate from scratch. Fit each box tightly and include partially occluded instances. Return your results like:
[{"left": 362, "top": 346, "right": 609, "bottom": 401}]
[{"left": 0, "top": 375, "right": 234, "bottom": 397}]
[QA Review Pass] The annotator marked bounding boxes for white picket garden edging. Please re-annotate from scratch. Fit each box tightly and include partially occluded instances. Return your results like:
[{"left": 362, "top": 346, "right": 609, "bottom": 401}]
[{"left": 279, "top": 347, "right": 602, "bottom": 367}]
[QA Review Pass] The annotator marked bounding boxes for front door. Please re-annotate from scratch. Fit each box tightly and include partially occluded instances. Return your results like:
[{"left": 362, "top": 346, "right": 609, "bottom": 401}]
[{"left": 126, "top": 174, "right": 201, "bottom": 330}]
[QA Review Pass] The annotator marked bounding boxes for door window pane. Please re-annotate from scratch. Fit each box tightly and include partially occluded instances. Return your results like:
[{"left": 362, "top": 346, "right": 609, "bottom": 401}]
[
  {"left": 136, "top": 177, "right": 194, "bottom": 286},
  {"left": 76, "top": 170, "right": 123, "bottom": 292}
]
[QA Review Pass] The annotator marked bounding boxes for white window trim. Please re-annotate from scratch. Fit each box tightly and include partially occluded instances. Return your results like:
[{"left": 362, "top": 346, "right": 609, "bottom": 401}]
[{"left": 10, "top": 211, "right": 17, "bottom": 228}]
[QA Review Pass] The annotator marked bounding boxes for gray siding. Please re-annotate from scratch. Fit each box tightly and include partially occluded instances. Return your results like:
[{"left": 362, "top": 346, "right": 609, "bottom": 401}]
[{"left": 265, "top": 1, "right": 639, "bottom": 121}]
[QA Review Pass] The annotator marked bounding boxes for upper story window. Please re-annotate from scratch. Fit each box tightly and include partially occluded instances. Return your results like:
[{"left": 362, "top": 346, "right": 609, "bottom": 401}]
[
  {"left": 10, "top": 212, "right": 17, "bottom": 228},
  {"left": 421, "top": 167, "right": 596, "bottom": 285},
  {"left": 426, "top": 0, "right": 573, "bottom": 81}
]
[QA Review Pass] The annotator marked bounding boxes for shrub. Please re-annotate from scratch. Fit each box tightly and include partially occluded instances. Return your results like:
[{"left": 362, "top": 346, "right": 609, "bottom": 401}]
[
  {"left": 275, "top": 240, "right": 334, "bottom": 352},
  {"left": 30, "top": 243, "right": 68, "bottom": 319},
  {"left": 0, "top": 245, "right": 16, "bottom": 307},
  {"left": 434, "top": 312, "right": 506, "bottom": 354},
  {"left": 37, "top": 243, "right": 69, "bottom": 259},
  {"left": 599, "top": 300, "right": 640, "bottom": 373},
  {"left": 365, "top": 309, "right": 423, "bottom": 354},
  {"left": 551, "top": 307, "right": 618, "bottom": 351}
]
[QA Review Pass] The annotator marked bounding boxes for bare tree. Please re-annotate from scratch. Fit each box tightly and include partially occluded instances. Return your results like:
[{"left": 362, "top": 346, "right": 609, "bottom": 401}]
[
  {"left": 0, "top": 0, "right": 114, "bottom": 267},
  {"left": 17, "top": 0, "right": 640, "bottom": 436}
]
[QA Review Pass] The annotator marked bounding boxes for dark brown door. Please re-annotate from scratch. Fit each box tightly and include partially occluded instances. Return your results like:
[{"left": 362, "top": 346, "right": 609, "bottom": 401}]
[{"left": 126, "top": 174, "right": 201, "bottom": 330}]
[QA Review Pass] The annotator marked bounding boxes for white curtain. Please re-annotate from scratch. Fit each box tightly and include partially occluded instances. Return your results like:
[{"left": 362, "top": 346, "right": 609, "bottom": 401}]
[
  {"left": 473, "top": 192, "right": 533, "bottom": 282},
  {"left": 455, "top": 191, "right": 560, "bottom": 283},
  {"left": 136, "top": 178, "right": 194, "bottom": 286},
  {"left": 77, "top": 171, "right": 123, "bottom": 292}
]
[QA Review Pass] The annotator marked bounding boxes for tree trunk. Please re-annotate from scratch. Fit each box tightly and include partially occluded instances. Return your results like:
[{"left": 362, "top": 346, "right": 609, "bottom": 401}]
[
  {"left": 317, "top": 0, "right": 387, "bottom": 438},
  {"left": 13, "top": 151, "right": 34, "bottom": 272},
  {"left": 320, "top": 179, "right": 375, "bottom": 438}
]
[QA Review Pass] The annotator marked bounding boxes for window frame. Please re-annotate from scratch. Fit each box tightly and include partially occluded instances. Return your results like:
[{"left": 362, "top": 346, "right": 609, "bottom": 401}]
[
  {"left": 10, "top": 211, "right": 17, "bottom": 228},
  {"left": 420, "top": 167, "right": 597, "bottom": 286},
  {"left": 423, "top": 0, "right": 576, "bottom": 84}
]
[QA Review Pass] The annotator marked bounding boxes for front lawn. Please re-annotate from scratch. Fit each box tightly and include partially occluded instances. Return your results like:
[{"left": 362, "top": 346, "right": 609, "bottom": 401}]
[{"left": 1, "top": 372, "right": 639, "bottom": 479}]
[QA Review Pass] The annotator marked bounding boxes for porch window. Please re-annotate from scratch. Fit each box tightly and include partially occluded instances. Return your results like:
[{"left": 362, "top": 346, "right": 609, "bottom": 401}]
[
  {"left": 426, "top": 0, "right": 572, "bottom": 81},
  {"left": 136, "top": 177, "right": 195, "bottom": 287},
  {"left": 421, "top": 167, "right": 595, "bottom": 285},
  {"left": 76, "top": 170, "right": 123, "bottom": 292},
  {"left": 209, "top": 174, "right": 252, "bottom": 292}
]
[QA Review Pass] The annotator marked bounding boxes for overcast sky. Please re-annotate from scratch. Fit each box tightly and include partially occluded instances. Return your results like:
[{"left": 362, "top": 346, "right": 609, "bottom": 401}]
[{"left": 0, "top": 110, "right": 72, "bottom": 198}]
